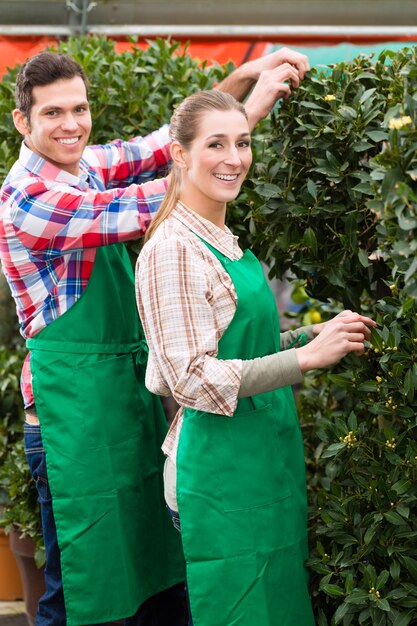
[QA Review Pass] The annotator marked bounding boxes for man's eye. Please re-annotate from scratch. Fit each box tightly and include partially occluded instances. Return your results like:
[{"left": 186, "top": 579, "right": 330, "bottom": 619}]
[
  {"left": 76, "top": 106, "right": 88, "bottom": 113},
  {"left": 45, "top": 111, "right": 57, "bottom": 116}
]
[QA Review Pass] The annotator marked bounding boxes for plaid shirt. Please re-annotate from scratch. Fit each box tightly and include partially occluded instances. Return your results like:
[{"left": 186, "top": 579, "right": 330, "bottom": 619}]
[
  {"left": 136, "top": 202, "right": 314, "bottom": 462},
  {"left": 136, "top": 202, "right": 244, "bottom": 460},
  {"left": 0, "top": 125, "right": 171, "bottom": 407}
]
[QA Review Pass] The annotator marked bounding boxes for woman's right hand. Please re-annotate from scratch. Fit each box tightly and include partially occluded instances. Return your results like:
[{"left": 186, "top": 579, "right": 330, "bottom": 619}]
[{"left": 296, "top": 311, "right": 376, "bottom": 373}]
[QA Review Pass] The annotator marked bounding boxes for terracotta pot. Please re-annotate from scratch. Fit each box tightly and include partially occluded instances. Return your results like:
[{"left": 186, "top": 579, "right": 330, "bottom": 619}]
[
  {"left": 0, "top": 527, "right": 23, "bottom": 600},
  {"left": 9, "top": 527, "right": 45, "bottom": 626}
]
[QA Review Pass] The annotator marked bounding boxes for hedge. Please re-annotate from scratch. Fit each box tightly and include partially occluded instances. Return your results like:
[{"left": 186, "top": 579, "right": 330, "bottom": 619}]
[{"left": 232, "top": 47, "right": 417, "bottom": 625}]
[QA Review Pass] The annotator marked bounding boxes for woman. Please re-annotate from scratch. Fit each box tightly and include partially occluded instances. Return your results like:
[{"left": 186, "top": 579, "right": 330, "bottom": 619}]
[{"left": 136, "top": 90, "right": 375, "bottom": 626}]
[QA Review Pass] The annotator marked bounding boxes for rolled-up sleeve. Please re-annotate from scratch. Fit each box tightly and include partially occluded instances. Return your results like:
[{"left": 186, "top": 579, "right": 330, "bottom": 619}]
[{"left": 136, "top": 237, "right": 242, "bottom": 416}]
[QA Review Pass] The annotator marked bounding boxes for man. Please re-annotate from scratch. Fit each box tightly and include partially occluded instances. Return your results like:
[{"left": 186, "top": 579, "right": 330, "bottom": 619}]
[{"left": 0, "top": 46, "right": 309, "bottom": 626}]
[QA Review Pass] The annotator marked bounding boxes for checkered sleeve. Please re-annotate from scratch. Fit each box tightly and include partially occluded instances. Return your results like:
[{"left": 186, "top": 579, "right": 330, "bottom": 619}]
[
  {"left": 7, "top": 175, "right": 168, "bottom": 258},
  {"left": 85, "top": 125, "right": 171, "bottom": 189},
  {"left": 137, "top": 237, "right": 242, "bottom": 417}
]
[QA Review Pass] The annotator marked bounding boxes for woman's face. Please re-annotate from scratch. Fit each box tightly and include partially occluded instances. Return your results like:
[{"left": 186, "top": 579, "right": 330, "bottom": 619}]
[{"left": 178, "top": 108, "right": 252, "bottom": 216}]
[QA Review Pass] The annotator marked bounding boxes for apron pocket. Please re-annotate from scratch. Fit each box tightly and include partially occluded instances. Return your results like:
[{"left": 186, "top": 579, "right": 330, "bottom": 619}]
[
  {"left": 75, "top": 353, "right": 142, "bottom": 450},
  {"left": 212, "top": 403, "right": 291, "bottom": 512}
]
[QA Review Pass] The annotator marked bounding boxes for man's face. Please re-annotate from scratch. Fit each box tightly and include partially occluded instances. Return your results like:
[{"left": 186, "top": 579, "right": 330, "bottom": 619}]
[{"left": 13, "top": 76, "right": 92, "bottom": 177}]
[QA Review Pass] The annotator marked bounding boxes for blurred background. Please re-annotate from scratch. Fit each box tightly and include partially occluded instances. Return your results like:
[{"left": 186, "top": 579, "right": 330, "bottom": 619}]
[{"left": 0, "top": 0, "right": 416, "bottom": 76}]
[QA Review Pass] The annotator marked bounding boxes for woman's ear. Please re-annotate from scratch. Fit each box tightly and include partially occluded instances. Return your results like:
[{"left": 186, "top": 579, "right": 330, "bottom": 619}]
[
  {"left": 13, "top": 109, "right": 30, "bottom": 136},
  {"left": 170, "top": 141, "right": 188, "bottom": 169}
]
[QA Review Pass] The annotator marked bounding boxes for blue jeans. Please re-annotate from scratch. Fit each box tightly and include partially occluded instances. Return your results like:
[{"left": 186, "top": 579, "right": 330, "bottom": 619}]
[
  {"left": 166, "top": 507, "right": 193, "bottom": 626},
  {"left": 166, "top": 506, "right": 182, "bottom": 533},
  {"left": 24, "top": 422, "right": 188, "bottom": 626}
]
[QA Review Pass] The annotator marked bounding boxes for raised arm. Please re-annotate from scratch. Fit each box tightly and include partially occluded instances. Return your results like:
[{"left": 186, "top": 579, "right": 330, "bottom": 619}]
[
  {"left": 84, "top": 125, "right": 171, "bottom": 189},
  {"left": 216, "top": 47, "right": 309, "bottom": 130},
  {"left": 5, "top": 175, "right": 168, "bottom": 258},
  {"left": 216, "top": 47, "right": 310, "bottom": 102}
]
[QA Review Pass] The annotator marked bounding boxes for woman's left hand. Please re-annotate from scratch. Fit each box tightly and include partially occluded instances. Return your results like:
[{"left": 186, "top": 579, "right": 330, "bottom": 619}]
[{"left": 313, "top": 310, "right": 376, "bottom": 342}]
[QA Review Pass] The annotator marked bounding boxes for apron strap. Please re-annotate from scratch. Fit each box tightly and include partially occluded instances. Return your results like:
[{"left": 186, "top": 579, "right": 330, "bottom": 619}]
[{"left": 27, "top": 338, "right": 146, "bottom": 355}]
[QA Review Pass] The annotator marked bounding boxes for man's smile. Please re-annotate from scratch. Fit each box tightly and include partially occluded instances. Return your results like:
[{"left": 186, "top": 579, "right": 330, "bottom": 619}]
[{"left": 55, "top": 137, "right": 81, "bottom": 145}]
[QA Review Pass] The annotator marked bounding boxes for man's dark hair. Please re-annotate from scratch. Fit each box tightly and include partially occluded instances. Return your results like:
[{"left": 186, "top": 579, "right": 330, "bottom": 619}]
[{"left": 15, "top": 51, "right": 89, "bottom": 120}]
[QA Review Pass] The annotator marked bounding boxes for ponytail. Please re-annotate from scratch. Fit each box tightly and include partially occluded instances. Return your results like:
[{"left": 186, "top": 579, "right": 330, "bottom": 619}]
[{"left": 145, "top": 165, "right": 181, "bottom": 242}]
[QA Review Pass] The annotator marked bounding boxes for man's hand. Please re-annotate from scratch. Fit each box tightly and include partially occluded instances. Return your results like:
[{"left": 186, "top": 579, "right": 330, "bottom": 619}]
[
  {"left": 217, "top": 46, "right": 309, "bottom": 103},
  {"left": 242, "top": 47, "right": 310, "bottom": 82},
  {"left": 244, "top": 63, "right": 301, "bottom": 130}
]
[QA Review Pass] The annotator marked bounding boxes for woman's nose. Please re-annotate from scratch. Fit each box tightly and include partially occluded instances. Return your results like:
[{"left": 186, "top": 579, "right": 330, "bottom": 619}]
[{"left": 224, "top": 147, "right": 241, "bottom": 166}]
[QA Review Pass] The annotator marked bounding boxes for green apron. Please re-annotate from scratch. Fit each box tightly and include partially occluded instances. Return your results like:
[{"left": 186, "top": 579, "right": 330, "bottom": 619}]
[
  {"left": 176, "top": 240, "right": 315, "bottom": 626},
  {"left": 27, "top": 243, "right": 185, "bottom": 626}
]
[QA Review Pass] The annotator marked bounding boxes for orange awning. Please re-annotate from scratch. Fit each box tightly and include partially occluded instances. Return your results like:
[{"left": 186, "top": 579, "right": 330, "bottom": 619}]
[{"left": 0, "top": 36, "right": 269, "bottom": 76}]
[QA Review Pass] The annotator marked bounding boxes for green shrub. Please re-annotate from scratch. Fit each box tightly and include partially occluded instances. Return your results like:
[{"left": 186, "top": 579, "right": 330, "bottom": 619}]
[
  {"left": 0, "top": 343, "right": 25, "bottom": 471},
  {"left": 232, "top": 47, "right": 417, "bottom": 625},
  {"left": 0, "top": 438, "right": 44, "bottom": 567},
  {"left": 0, "top": 65, "right": 19, "bottom": 184},
  {"left": 0, "top": 344, "right": 40, "bottom": 561}
]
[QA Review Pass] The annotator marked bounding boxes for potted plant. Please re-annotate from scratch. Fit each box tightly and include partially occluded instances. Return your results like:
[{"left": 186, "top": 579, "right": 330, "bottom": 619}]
[
  {"left": 0, "top": 437, "right": 45, "bottom": 626},
  {"left": 0, "top": 338, "right": 45, "bottom": 625},
  {"left": 0, "top": 340, "right": 24, "bottom": 600}
]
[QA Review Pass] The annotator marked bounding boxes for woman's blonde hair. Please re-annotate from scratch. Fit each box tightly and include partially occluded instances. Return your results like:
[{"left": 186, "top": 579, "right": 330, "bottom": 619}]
[{"left": 145, "top": 90, "right": 247, "bottom": 241}]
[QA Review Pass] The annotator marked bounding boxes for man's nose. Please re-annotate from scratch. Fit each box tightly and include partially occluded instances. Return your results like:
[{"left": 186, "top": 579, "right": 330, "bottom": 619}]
[{"left": 61, "top": 113, "right": 79, "bottom": 131}]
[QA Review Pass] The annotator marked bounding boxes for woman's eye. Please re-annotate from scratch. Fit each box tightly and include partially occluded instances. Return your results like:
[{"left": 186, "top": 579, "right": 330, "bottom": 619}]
[
  {"left": 209, "top": 142, "right": 222, "bottom": 149},
  {"left": 238, "top": 141, "right": 251, "bottom": 148}
]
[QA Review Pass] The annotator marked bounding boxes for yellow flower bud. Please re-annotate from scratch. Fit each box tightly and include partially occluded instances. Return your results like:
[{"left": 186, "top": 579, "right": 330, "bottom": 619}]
[{"left": 389, "top": 115, "right": 412, "bottom": 130}]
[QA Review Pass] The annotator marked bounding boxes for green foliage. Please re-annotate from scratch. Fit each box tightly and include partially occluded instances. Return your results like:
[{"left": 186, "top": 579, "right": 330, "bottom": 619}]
[
  {"left": 232, "top": 46, "right": 417, "bottom": 624},
  {"left": 299, "top": 299, "right": 417, "bottom": 625},
  {"left": 0, "top": 271, "right": 21, "bottom": 347},
  {"left": 0, "top": 344, "right": 43, "bottom": 563},
  {"left": 232, "top": 48, "right": 417, "bottom": 308},
  {"left": 61, "top": 36, "right": 229, "bottom": 143},
  {"left": 370, "top": 107, "right": 417, "bottom": 300},
  {"left": 0, "top": 64, "right": 19, "bottom": 183},
  {"left": 0, "top": 343, "right": 25, "bottom": 471},
  {"left": 0, "top": 438, "right": 44, "bottom": 567}
]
